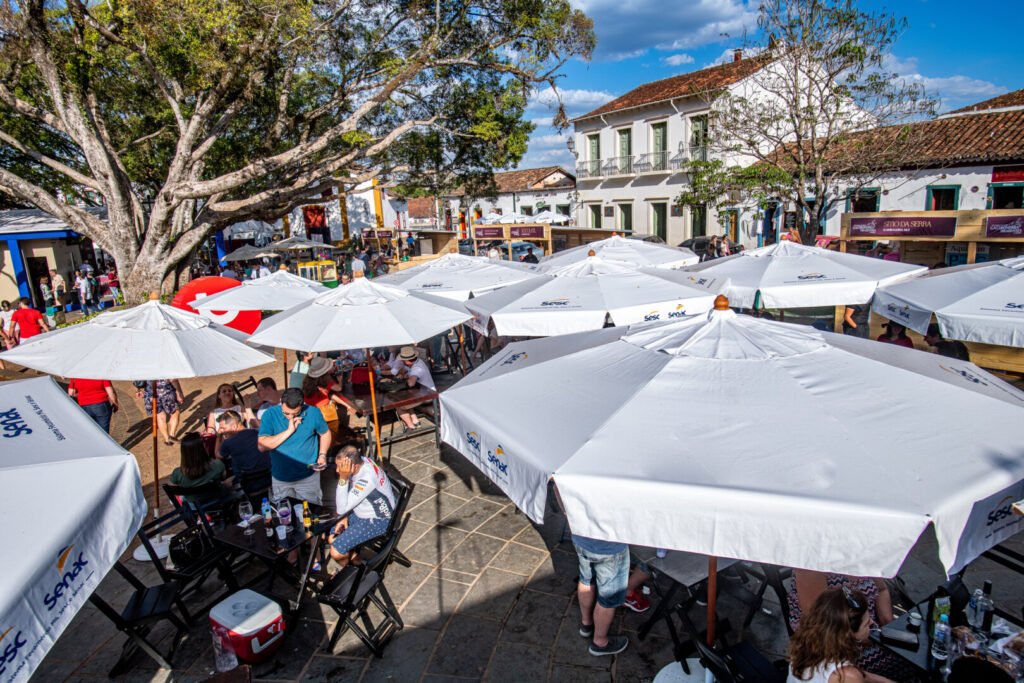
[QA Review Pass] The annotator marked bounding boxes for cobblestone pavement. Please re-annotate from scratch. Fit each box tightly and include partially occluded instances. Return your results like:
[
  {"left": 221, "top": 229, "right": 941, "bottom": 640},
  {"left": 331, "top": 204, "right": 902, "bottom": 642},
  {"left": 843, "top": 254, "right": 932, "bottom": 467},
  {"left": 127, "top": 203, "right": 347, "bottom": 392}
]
[{"left": 30, "top": 430, "right": 1024, "bottom": 682}]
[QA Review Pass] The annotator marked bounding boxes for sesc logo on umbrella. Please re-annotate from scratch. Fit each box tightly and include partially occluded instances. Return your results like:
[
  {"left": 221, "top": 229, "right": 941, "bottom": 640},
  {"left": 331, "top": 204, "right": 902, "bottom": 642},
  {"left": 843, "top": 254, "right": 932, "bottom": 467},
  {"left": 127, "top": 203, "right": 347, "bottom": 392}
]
[
  {"left": 940, "top": 365, "right": 989, "bottom": 387},
  {"left": 668, "top": 303, "right": 687, "bottom": 319},
  {"left": 885, "top": 303, "right": 913, "bottom": 322},
  {"left": 540, "top": 298, "right": 570, "bottom": 307},
  {"left": 987, "top": 495, "right": 1019, "bottom": 528},
  {"left": 643, "top": 311, "right": 661, "bottom": 322},
  {"left": 500, "top": 352, "right": 528, "bottom": 367},
  {"left": 0, "top": 626, "right": 27, "bottom": 677}
]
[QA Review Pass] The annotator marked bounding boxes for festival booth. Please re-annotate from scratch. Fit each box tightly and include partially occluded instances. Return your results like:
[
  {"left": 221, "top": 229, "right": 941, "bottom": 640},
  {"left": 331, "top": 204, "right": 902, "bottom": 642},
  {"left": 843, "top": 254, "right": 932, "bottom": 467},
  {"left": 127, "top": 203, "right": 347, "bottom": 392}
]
[
  {"left": 0, "top": 377, "right": 146, "bottom": 683},
  {"left": 841, "top": 210, "right": 1024, "bottom": 372},
  {"left": 470, "top": 223, "right": 551, "bottom": 259}
]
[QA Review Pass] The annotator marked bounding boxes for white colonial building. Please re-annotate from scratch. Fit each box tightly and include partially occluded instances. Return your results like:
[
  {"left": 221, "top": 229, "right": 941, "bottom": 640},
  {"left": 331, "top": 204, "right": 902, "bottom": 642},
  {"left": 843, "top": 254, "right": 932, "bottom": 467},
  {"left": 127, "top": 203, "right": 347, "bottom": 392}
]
[
  {"left": 445, "top": 166, "right": 576, "bottom": 232},
  {"left": 571, "top": 51, "right": 768, "bottom": 247}
]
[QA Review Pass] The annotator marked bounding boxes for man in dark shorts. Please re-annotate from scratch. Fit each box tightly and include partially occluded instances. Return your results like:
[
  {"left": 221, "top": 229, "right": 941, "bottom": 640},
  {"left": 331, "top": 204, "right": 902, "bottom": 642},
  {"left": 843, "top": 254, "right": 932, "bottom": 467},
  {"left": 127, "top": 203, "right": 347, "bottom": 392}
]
[{"left": 329, "top": 446, "right": 396, "bottom": 568}]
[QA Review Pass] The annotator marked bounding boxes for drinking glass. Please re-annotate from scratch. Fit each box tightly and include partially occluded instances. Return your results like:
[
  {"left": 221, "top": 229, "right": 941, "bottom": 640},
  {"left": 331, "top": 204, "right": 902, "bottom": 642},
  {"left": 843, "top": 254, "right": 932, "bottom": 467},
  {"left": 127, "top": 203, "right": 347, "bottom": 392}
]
[{"left": 239, "top": 500, "right": 255, "bottom": 536}]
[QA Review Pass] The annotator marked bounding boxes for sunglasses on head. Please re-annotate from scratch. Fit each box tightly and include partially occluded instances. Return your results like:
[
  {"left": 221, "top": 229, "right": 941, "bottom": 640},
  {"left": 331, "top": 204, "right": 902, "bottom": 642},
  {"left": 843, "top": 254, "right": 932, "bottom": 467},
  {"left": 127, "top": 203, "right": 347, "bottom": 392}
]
[{"left": 842, "top": 586, "right": 862, "bottom": 611}]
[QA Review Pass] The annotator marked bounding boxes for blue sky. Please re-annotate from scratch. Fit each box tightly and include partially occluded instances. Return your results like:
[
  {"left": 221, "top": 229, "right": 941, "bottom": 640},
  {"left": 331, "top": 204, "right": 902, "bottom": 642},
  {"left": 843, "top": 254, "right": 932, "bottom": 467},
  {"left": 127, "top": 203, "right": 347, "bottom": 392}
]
[{"left": 518, "top": 0, "right": 1023, "bottom": 170}]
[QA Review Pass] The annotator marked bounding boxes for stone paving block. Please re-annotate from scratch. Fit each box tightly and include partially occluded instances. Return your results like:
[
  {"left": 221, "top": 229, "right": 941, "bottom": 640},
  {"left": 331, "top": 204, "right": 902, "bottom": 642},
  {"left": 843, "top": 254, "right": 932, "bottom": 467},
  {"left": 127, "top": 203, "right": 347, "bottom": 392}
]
[
  {"left": 401, "top": 518, "right": 435, "bottom": 547},
  {"left": 392, "top": 460, "right": 439, "bottom": 488},
  {"left": 409, "top": 491, "right": 474, "bottom": 525},
  {"left": 500, "top": 589, "right": 571, "bottom": 647},
  {"left": 437, "top": 566, "right": 480, "bottom": 585},
  {"left": 525, "top": 548, "right": 578, "bottom": 597},
  {"left": 298, "top": 655, "right": 367, "bottom": 682},
  {"left": 422, "top": 675, "right": 480, "bottom": 683},
  {"left": 250, "top": 618, "right": 330, "bottom": 681},
  {"left": 512, "top": 524, "right": 550, "bottom": 550},
  {"left": 443, "top": 533, "right": 509, "bottom": 574},
  {"left": 386, "top": 560, "right": 434, "bottom": 606},
  {"left": 459, "top": 567, "right": 527, "bottom": 621},
  {"left": 482, "top": 641, "right": 551, "bottom": 683},
  {"left": 552, "top": 609, "right": 612, "bottom": 670},
  {"left": 439, "top": 498, "right": 507, "bottom": 533},
  {"left": 400, "top": 575, "right": 471, "bottom": 629},
  {"left": 403, "top": 525, "right": 469, "bottom": 567},
  {"left": 475, "top": 506, "right": 532, "bottom": 540},
  {"left": 361, "top": 626, "right": 443, "bottom": 683},
  {"left": 550, "top": 663, "right": 614, "bottom": 682},
  {"left": 428, "top": 614, "right": 503, "bottom": 677},
  {"left": 489, "top": 542, "right": 548, "bottom": 576},
  {"left": 613, "top": 640, "right": 676, "bottom": 683}
]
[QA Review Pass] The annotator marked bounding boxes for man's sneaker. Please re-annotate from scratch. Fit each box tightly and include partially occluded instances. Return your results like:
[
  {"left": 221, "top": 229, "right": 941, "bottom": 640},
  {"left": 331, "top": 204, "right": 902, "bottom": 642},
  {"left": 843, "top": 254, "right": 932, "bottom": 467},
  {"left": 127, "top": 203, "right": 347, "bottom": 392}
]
[
  {"left": 579, "top": 622, "right": 594, "bottom": 638},
  {"left": 589, "top": 635, "right": 629, "bottom": 657},
  {"left": 624, "top": 590, "right": 651, "bottom": 613}
]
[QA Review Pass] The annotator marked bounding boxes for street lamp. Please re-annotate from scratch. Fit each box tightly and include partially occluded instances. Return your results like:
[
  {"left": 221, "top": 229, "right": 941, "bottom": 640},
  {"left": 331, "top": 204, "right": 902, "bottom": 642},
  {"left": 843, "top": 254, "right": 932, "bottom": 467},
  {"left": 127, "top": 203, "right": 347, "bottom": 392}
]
[
  {"left": 566, "top": 137, "right": 576, "bottom": 157},
  {"left": 566, "top": 138, "right": 580, "bottom": 226}
]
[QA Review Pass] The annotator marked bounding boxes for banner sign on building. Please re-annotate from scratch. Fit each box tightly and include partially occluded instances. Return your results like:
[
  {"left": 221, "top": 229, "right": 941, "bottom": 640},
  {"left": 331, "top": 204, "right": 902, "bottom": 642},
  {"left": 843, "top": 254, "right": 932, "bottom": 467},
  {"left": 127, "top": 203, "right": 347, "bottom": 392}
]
[
  {"left": 849, "top": 216, "right": 957, "bottom": 237},
  {"left": 510, "top": 225, "right": 546, "bottom": 239},
  {"left": 985, "top": 215, "right": 1024, "bottom": 237},
  {"left": 474, "top": 227, "right": 505, "bottom": 239},
  {"left": 363, "top": 230, "right": 393, "bottom": 240}
]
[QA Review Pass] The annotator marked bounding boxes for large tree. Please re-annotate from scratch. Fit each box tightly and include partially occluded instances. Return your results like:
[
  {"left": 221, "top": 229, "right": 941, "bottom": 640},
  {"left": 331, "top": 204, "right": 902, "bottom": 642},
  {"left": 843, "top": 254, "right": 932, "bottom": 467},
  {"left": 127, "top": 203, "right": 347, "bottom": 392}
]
[
  {"left": 0, "top": 0, "right": 593, "bottom": 300},
  {"left": 681, "top": 0, "right": 935, "bottom": 245}
]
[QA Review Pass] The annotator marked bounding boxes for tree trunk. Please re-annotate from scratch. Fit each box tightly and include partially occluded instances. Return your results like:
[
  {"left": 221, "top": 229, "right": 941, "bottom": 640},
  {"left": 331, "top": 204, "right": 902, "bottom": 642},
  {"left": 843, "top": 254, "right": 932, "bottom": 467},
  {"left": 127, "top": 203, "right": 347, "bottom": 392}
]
[{"left": 120, "top": 247, "right": 173, "bottom": 304}]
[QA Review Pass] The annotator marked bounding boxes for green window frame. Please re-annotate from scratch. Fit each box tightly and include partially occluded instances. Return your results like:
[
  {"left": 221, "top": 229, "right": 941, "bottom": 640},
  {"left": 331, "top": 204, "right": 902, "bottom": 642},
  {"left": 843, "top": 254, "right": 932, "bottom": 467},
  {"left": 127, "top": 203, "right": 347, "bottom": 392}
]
[
  {"left": 845, "top": 187, "right": 880, "bottom": 212},
  {"left": 588, "top": 204, "right": 602, "bottom": 228},
  {"left": 924, "top": 185, "right": 960, "bottom": 211},
  {"left": 618, "top": 203, "right": 633, "bottom": 232}
]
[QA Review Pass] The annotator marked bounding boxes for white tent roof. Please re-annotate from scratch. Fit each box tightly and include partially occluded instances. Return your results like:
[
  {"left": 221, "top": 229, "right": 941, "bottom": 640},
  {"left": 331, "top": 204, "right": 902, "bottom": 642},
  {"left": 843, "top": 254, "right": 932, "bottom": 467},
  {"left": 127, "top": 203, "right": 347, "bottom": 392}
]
[
  {"left": 681, "top": 240, "right": 927, "bottom": 308},
  {"left": 248, "top": 276, "right": 471, "bottom": 351},
  {"left": 540, "top": 235, "right": 698, "bottom": 270},
  {"left": 872, "top": 256, "right": 1024, "bottom": 347},
  {"left": 465, "top": 255, "right": 720, "bottom": 336},
  {"left": 192, "top": 269, "right": 328, "bottom": 311},
  {"left": 0, "top": 377, "right": 146, "bottom": 682},
  {"left": 440, "top": 308, "right": 1024, "bottom": 577},
  {"left": 0, "top": 300, "right": 275, "bottom": 380},
  {"left": 373, "top": 252, "right": 541, "bottom": 301}
]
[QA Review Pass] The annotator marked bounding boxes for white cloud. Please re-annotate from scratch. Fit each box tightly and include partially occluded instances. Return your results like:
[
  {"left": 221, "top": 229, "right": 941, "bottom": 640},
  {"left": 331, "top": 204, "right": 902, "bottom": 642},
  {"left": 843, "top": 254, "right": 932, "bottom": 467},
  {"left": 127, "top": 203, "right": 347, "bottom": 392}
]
[
  {"left": 518, "top": 146, "right": 576, "bottom": 170},
  {"left": 570, "top": 0, "right": 757, "bottom": 61},
  {"left": 528, "top": 88, "right": 617, "bottom": 111},
  {"left": 530, "top": 116, "right": 554, "bottom": 127},
  {"left": 663, "top": 53, "right": 695, "bottom": 66},
  {"left": 882, "top": 54, "right": 1007, "bottom": 111},
  {"left": 531, "top": 133, "right": 571, "bottom": 147}
]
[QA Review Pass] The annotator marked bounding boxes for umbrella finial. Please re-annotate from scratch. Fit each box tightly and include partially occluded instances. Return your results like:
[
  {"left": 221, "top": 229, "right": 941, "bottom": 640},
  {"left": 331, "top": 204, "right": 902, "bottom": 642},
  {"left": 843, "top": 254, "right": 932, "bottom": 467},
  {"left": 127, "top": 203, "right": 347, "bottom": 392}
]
[
  {"left": 612, "top": 231, "right": 619, "bottom": 237},
  {"left": 148, "top": 292, "right": 160, "bottom": 301},
  {"left": 587, "top": 249, "right": 596, "bottom": 257},
  {"left": 714, "top": 295, "right": 730, "bottom": 311},
  {"left": 278, "top": 264, "right": 288, "bottom": 270},
  {"left": 354, "top": 270, "right": 365, "bottom": 278},
  {"left": 450, "top": 247, "right": 457, "bottom": 253}
]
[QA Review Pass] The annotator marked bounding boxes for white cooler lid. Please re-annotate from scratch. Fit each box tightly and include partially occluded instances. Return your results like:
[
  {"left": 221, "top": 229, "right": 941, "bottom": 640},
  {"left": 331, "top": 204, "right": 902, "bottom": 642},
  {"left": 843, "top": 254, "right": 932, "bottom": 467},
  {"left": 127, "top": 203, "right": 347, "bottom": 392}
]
[{"left": 209, "top": 589, "right": 282, "bottom": 635}]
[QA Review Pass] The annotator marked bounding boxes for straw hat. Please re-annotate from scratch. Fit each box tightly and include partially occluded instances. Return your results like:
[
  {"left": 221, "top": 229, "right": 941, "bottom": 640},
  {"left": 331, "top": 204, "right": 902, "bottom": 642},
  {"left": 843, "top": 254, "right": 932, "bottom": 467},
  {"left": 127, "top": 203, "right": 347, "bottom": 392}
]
[
  {"left": 308, "top": 356, "right": 334, "bottom": 378},
  {"left": 399, "top": 346, "right": 418, "bottom": 361}
]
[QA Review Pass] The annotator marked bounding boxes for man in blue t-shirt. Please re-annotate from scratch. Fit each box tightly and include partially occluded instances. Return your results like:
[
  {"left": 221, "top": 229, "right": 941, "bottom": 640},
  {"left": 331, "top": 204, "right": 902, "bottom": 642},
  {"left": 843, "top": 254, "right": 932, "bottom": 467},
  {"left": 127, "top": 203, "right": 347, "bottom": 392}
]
[
  {"left": 258, "top": 388, "right": 331, "bottom": 504},
  {"left": 217, "top": 411, "right": 271, "bottom": 496}
]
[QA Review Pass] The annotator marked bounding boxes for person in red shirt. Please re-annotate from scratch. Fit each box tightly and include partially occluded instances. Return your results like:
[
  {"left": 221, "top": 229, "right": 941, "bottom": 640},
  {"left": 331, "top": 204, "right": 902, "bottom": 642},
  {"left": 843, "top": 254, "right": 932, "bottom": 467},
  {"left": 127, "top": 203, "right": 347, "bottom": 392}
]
[
  {"left": 8, "top": 298, "right": 50, "bottom": 342},
  {"left": 876, "top": 322, "right": 914, "bottom": 349},
  {"left": 68, "top": 378, "right": 120, "bottom": 433}
]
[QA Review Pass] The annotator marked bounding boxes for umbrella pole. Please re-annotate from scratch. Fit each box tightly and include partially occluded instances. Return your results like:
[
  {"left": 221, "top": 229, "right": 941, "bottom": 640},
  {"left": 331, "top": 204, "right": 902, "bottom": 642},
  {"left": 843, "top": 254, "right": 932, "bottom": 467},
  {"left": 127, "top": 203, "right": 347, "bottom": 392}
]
[
  {"left": 365, "top": 349, "right": 384, "bottom": 463},
  {"left": 456, "top": 326, "right": 468, "bottom": 376},
  {"left": 151, "top": 382, "right": 160, "bottom": 517},
  {"left": 282, "top": 348, "right": 288, "bottom": 386},
  {"left": 706, "top": 556, "right": 717, "bottom": 646}
]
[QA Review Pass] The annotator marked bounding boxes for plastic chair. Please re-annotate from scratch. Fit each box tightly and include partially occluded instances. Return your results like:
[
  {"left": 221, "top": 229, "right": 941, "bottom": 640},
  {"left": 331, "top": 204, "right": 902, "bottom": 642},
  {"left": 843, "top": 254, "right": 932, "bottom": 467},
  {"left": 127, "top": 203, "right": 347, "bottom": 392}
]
[{"left": 318, "top": 515, "right": 410, "bottom": 656}]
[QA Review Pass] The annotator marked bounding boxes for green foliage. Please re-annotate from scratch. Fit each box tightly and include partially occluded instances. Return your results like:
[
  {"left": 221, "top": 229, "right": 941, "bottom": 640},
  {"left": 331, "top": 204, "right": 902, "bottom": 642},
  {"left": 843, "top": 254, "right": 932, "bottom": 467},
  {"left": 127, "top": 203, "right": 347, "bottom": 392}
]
[{"left": 675, "top": 160, "right": 792, "bottom": 217}]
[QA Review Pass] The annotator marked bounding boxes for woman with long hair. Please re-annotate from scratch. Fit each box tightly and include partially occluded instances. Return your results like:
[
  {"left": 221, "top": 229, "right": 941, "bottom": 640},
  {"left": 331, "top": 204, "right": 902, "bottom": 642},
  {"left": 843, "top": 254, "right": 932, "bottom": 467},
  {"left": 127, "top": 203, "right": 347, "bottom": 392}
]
[
  {"left": 170, "top": 432, "right": 227, "bottom": 492},
  {"left": 206, "top": 383, "right": 253, "bottom": 434},
  {"left": 788, "top": 588, "right": 896, "bottom": 683}
]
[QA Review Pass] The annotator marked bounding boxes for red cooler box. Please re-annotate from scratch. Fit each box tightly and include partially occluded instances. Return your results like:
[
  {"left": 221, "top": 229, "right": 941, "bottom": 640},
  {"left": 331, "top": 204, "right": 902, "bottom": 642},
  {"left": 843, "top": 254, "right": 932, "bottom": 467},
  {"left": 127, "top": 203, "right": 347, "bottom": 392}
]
[{"left": 209, "top": 589, "right": 286, "bottom": 663}]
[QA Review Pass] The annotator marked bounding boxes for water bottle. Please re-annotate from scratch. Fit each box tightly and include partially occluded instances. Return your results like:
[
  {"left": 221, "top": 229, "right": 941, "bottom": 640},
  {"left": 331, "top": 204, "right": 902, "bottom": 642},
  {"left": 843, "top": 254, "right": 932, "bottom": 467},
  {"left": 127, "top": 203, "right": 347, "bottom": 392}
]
[
  {"left": 931, "top": 613, "right": 950, "bottom": 661},
  {"left": 979, "top": 580, "right": 995, "bottom": 634},
  {"left": 261, "top": 497, "right": 273, "bottom": 538},
  {"left": 211, "top": 625, "right": 238, "bottom": 672},
  {"left": 967, "top": 588, "right": 984, "bottom": 629}
]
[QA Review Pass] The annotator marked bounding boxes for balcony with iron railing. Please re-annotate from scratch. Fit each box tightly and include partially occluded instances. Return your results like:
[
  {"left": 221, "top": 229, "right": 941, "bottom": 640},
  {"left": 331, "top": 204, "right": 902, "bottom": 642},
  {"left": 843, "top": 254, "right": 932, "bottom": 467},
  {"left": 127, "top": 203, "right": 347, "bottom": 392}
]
[
  {"left": 634, "top": 150, "right": 671, "bottom": 174},
  {"left": 601, "top": 155, "right": 634, "bottom": 177},
  {"left": 576, "top": 159, "right": 603, "bottom": 179}
]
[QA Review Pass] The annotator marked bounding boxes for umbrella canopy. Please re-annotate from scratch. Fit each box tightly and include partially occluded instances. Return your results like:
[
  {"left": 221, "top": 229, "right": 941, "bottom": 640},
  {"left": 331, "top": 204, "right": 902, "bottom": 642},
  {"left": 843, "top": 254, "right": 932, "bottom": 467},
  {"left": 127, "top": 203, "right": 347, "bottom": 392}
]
[
  {"left": 682, "top": 240, "right": 927, "bottom": 308},
  {"left": 0, "top": 299, "right": 275, "bottom": 380},
  {"left": 532, "top": 210, "right": 570, "bottom": 224},
  {"left": 475, "top": 212, "right": 503, "bottom": 224},
  {"left": 248, "top": 275, "right": 472, "bottom": 352},
  {"left": 465, "top": 255, "right": 719, "bottom": 337},
  {"left": 0, "top": 377, "right": 146, "bottom": 682},
  {"left": 440, "top": 304, "right": 1024, "bottom": 577},
  {"left": 270, "top": 236, "right": 336, "bottom": 251},
  {"left": 540, "top": 234, "right": 698, "bottom": 270},
  {"left": 374, "top": 252, "right": 541, "bottom": 301},
  {"left": 191, "top": 269, "right": 329, "bottom": 312},
  {"left": 222, "top": 244, "right": 279, "bottom": 262},
  {"left": 872, "top": 256, "right": 1024, "bottom": 347},
  {"left": 224, "top": 219, "right": 274, "bottom": 242}
]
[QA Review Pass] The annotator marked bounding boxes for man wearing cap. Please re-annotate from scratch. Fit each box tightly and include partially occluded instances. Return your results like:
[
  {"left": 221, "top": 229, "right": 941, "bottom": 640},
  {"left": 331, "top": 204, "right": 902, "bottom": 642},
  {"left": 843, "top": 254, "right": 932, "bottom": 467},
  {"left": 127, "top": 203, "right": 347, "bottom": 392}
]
[
  {"left": 394, "top": 346, "right": 434, "bottom": 431},
  {"left": 258, "top": 387, "right": 331, "bottom": 504}
]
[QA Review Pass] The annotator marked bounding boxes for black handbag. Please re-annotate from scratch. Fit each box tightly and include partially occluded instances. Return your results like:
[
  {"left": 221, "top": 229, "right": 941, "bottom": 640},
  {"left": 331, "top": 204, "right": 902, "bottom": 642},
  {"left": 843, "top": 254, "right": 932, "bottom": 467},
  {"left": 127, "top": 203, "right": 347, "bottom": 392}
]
[{"left": 168, "top": 525, "right": 212, "bottom": 569}]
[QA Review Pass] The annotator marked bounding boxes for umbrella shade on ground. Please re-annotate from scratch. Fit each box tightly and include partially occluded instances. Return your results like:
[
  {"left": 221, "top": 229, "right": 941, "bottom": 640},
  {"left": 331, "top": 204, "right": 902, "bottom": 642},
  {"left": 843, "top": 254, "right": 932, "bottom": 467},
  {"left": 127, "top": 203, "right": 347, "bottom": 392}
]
[
  {"left": 681, "top": 240, "right": 927, "bottom": 308},
  {"left": 440, "top": 306, "right": 1024, "bottom": 577},
  {"left": 373, "top": 252, "right": 541, "bottom": 301},
  {"left": 247, "top": 275, "right": 472, "bottom": 352},
  {"left": 0, "top": 377, "right": 146, "bottom": 683},
  {"left": 0, "top": 299, "right": 275, "bottom": 380},
  {"left": 191, "top": 269, "right": 329, "bottom": 312},
  {"left": 872, "top": 256, "right": 1024, "bottom": 347},
  {"left": 539, "top": 234, "right": 698, "bottom": 270},
  {"left": 465, "top": 255, "right": 719, "bottom": 337}
]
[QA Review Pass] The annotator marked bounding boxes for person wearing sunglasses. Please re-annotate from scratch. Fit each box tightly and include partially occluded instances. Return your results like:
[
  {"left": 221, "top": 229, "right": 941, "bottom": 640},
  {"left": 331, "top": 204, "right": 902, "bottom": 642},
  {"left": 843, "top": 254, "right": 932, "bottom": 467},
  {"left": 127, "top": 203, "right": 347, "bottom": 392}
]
[{"left": 788, "top": 587, "right": 896, "bottom": 683}]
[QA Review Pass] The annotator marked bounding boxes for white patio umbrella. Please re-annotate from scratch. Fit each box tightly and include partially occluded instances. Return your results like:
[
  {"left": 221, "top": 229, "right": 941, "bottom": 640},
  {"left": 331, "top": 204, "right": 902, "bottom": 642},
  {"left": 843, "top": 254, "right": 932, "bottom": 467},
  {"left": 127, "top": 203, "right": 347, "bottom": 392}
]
[
  {"left": 0, "top": 377, "right": 146, "bottom": 683},
  {"left": 192, "top": 268, "right": 330, "bottom": 382},
  {"left": 681, "top": 240, "right": 927, "bottom": 308},
  {"left": 465, "top": 253, "right": 720, "bottom": 337},
  {"left": 374, "top": 252, "right": 541, "bottom": 301},
  {"left": 0, "top": 299, "right": 275, "bottom": 511},
  {"left": 872, "top": 256, "right": 1024, "bottom": 347},
  {"left": 248, "top": 274, "right": 472, "bottom": 459},
  {"left": 532, "top": 210, "right": 570, "bottom": 224},
  {"left": 270, "top": 236, "right": 335, "bottom": 251},
  {"left": 441, "top": 299, "right": 1024, "bottom": 579},
  {"left": 539, "top": 234, "right": 698, "bottom": 270},
  {"left": 222, "top": 244, "right": 278, "bottom": 262},
  {"left": 475, "top": 212, "right": 503, "bottom": 224}
]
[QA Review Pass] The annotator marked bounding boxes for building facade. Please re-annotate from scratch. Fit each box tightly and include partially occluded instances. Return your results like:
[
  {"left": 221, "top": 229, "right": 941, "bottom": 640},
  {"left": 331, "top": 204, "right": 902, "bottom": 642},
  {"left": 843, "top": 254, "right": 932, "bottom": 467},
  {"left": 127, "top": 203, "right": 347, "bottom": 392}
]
[
  {"left": 445, "top": 166, "right": 576, "bottom": 235},
  {"left": 0, "top": 209, "right": 95, "bottom": 308},
  {"left": 571, "top": 52, "right": 768, "bottom": 247}
]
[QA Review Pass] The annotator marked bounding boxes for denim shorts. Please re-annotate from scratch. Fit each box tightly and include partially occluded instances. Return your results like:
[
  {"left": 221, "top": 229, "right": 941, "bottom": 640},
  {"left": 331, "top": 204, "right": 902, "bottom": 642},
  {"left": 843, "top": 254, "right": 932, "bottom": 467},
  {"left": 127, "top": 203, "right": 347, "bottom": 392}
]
[{"left": 575, "top": 545, "right": 629, "bottom": 608}]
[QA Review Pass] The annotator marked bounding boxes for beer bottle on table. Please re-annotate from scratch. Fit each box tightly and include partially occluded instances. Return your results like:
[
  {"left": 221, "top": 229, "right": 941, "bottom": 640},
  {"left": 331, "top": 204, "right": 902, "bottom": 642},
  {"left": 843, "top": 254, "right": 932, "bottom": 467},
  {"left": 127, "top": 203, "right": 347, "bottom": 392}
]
[
  {"left": 261, "top": 497, "right": 274, "bottom": 538},
  {"left": 979, "top": 580, "right": 995, "bottom": 634},
  {"left": 303, "top": 501, "right": 312, "bottom": 531}
]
